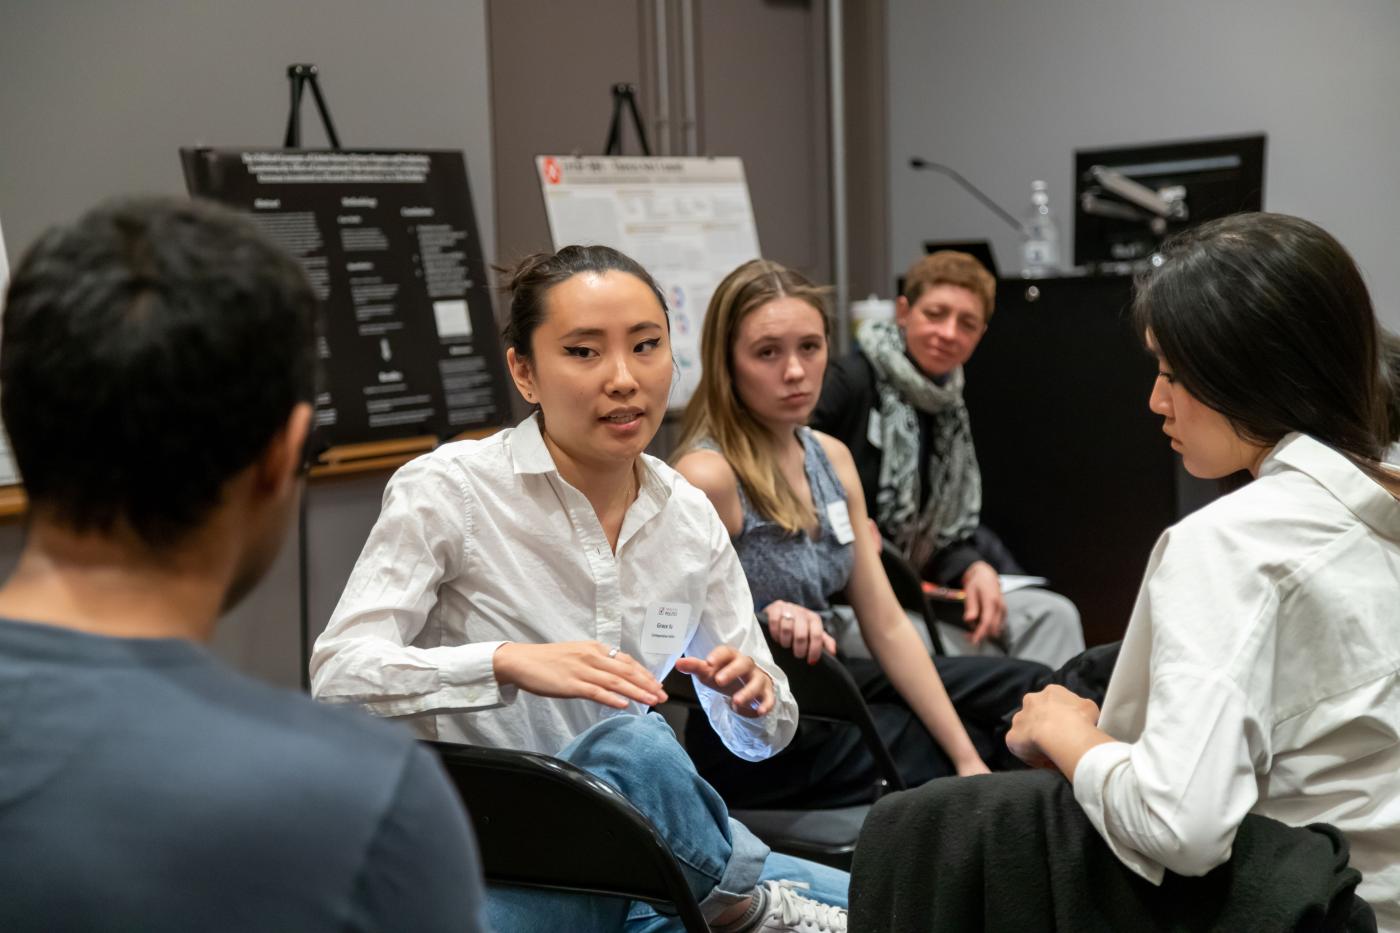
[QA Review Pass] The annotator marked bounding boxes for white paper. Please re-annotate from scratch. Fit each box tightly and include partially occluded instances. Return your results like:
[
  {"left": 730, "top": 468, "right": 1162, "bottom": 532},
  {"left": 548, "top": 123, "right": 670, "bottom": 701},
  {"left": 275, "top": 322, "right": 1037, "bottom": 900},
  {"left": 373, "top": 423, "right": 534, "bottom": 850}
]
[
  {"left": 999, "top": 574, "right": 1049, "bottom": 594},
  {"left": 536, "top": 156, "right": 762, "bottom": 408},
  {"left": 866, "top": 410, "right": 883, "bottom": 449},
  {"left": 641, "top": 601, "right": 691, "bottom": 656},
  {"left": 825, "top": 500, "right": 855, "bottom": 544}
]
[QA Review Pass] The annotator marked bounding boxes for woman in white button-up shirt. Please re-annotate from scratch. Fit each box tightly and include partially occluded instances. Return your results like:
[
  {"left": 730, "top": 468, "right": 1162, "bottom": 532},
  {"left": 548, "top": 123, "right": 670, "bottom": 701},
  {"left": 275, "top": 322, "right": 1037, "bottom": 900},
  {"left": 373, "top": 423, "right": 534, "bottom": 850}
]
[
  {"left": 312, "top": 246, "right": 849, "bottom": 933},
  {"left": 1002, "top": 213, "right": 1400, "bottom": 928}
]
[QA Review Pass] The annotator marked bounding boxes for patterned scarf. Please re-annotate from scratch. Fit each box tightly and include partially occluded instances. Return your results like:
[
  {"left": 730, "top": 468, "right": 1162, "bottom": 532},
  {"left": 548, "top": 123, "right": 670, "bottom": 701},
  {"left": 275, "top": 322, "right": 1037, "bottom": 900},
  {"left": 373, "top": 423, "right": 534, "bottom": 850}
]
[{"left": 858, "top": 319, "right": 981, "bottom": 571}]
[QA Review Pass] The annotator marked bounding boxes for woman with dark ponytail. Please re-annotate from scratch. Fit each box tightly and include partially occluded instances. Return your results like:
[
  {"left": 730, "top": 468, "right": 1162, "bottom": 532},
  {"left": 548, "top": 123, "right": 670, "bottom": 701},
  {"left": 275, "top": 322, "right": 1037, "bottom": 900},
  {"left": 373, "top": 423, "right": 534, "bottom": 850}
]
[{"left": 313, "top": 245, "right": 849, "bottom": 932}]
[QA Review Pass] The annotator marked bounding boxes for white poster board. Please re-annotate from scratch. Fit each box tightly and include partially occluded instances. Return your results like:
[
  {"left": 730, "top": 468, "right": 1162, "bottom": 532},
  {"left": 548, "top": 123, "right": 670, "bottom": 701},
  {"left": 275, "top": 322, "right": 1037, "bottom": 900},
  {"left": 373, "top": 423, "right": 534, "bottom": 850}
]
[
  {"left": 0, "top": 216, "right": 18, "bottom": 486},
  {"left": 535, "top": 156, "right": 762, "bottom": 407}
]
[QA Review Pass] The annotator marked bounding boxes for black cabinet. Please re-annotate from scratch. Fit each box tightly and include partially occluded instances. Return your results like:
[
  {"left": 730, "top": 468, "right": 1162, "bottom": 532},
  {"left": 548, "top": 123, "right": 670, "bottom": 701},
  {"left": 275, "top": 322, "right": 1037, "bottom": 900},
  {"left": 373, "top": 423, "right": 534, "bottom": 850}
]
[{"left": 964, "top": 275, "right": 1204, "bottom": 646}]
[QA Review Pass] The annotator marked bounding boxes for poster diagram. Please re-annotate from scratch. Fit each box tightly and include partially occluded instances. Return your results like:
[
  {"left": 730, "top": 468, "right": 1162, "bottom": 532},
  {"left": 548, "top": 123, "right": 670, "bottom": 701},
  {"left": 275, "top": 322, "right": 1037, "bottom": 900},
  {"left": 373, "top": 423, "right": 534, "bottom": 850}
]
[
  {"left": 536, "top": 156, "right": 762, "bottom": 408},
  {"left": 182, "top": 148, "right": 511, "bottom": 449}
]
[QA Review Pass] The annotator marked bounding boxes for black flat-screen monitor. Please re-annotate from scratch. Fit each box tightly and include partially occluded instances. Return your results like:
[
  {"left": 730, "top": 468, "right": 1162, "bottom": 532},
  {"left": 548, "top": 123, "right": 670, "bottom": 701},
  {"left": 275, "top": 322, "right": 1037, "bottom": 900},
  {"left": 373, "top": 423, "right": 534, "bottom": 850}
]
[{"left": 1073, "top": 134, "right": 1266, "bottom": 267}]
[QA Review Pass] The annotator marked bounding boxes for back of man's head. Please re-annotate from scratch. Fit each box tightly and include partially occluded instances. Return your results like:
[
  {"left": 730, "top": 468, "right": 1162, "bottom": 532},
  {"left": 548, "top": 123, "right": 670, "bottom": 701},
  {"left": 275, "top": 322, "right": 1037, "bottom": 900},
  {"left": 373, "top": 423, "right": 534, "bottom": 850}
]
[{"left": 0, "top": 197, "right": 318, "bottom": 550}]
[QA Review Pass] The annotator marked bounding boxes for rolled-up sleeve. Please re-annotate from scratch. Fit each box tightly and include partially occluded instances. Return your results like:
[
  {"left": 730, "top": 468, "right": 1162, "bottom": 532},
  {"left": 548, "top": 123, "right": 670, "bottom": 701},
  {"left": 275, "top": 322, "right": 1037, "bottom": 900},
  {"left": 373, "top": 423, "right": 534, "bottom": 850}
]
[
  {"left": 685, "top": 512, "right": 798, "bottom": 761},
  {"left": 1074, "top": 665, "right": 1262, "bottom": 880},
  {"left": 310, "top": 456, "right": 515, "bottom": 718},
  {"left": 1074, "top": 520, "right": 1272, "bottom": 883}
]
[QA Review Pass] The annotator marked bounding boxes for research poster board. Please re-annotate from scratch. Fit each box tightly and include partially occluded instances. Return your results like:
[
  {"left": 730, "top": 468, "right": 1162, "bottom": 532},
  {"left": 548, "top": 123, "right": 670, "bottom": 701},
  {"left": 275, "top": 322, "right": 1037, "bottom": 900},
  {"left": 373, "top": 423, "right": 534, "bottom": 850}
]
[
  {"left": 182, "top": 148, "right": 511, "bottom": 451},
  {"left": 535, "top": 156, "right": 762, "bottom": 407},
  {"left": 0, "top": 215, "right": 19, "bottom": 486}
]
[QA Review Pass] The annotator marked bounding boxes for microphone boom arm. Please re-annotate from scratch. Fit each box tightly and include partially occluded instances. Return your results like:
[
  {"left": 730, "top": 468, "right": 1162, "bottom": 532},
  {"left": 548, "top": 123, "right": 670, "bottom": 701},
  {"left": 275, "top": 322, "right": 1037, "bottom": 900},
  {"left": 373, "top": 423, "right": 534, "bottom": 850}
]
[{"left": 908, "top": 157, "right": 1025, "bottom": 235}]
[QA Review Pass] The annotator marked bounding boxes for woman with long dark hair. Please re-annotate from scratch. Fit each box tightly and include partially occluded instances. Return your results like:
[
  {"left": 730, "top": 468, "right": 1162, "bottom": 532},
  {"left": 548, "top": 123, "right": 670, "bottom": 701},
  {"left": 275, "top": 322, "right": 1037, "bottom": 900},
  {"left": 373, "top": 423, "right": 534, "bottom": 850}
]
[{"left": 987, "top": 212, "right": 1400, "bottom": 927}]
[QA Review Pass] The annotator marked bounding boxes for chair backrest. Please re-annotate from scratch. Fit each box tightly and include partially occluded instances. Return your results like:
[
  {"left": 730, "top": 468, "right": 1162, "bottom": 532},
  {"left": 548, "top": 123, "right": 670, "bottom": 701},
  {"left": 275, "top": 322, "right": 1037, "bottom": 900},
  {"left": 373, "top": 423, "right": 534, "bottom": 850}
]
[
  {"left": 665, "top": 643, "right": 907, "bottom": 793},
  {"left": 426, "top": 741, "right": 711, "bottom": 933},
  {"left": 878, "top": 540, "right": 954, "bottom": 654}
]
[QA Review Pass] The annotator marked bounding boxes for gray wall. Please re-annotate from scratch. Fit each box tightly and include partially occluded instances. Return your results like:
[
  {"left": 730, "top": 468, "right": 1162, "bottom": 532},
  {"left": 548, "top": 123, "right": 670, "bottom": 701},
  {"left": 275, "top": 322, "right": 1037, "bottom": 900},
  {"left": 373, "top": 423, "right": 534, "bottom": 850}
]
[
  {"left": 0, "top": 0, "right": 495, "bottom": 688},
  {"left": 886, "top": 0, "right": 1400, "bottom": 331}
]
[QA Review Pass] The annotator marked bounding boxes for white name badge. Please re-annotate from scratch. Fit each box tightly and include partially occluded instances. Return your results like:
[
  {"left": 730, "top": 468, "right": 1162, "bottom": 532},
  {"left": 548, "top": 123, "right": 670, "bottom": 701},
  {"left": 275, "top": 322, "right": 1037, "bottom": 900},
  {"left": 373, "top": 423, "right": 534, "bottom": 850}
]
[
  {"left": 826, "top": 500, "right": 856, "bottom": 545},
  {"left": 867, "top": 410, "right": 883, "bottom": 449},
  {"left": 642, "top": 602, "right": 692, "bottom": 655}
]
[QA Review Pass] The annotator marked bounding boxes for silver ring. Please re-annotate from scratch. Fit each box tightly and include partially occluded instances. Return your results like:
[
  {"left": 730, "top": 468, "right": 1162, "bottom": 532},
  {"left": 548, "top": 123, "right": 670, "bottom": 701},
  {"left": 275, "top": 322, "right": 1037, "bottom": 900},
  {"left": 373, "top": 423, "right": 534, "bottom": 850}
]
[
  {"left": 780, "top": 612, "right": 795, "bottom": 621},
  {"left": 607, "top": 647, "right": 620, "bottom": 658}
]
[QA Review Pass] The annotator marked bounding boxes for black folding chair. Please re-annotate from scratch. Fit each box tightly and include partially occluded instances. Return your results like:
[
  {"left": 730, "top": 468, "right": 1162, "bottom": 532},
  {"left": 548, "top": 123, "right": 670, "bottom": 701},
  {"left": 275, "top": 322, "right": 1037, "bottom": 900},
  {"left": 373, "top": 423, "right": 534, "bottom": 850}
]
[
  {"left": 878, "top": 538, "right": 1011, "bottom": 655},
  {"left": 427, "top": 741, "right": 710, "bottom": 932},
  {"left": 665, "top": 641, "right": 907, "bottom": 870}
]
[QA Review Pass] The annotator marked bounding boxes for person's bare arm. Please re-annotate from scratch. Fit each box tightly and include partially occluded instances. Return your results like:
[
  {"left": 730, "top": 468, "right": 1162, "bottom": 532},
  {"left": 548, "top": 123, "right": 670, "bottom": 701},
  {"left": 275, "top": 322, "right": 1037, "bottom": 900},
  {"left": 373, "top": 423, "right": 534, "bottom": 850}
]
[
  {"left": 818, "top": 432, "right": 989, "bottom": 775},
  {"left": 677, "top": 448, "right": 836, "bottom": 663},
  {"left": 673, "top": 448, "right": 745, "bottom": 537}
]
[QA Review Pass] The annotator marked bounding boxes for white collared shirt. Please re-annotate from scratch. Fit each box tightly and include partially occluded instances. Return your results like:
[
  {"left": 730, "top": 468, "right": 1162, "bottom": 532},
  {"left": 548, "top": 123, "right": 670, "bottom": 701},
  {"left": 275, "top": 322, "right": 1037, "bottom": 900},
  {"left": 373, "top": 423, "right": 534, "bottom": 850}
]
[
  {"left": 1074, "top": 434, "right": 1400, "bottom": 930},
  {"left": 310, "top": 414, "right": 797, "bottom": 761}
]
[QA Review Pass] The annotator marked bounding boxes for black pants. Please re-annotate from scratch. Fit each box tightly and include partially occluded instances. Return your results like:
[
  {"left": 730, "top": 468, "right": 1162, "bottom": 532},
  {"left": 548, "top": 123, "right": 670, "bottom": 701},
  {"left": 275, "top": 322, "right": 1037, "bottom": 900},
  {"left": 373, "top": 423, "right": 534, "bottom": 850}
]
[
  {"left": 851, "top": 770, "right": 1375, "bottom": 933},
  {"left": 684, "top": 652, "right": 1049, "bottom": 809}
]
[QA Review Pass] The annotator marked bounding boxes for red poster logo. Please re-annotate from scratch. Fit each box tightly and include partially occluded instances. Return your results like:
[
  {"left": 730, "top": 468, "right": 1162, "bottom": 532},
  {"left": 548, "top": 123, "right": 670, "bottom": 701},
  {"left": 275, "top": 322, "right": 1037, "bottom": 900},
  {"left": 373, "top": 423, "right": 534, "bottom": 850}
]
[{"left": 542, "top": 157, "right": 562, "bottom": 185}]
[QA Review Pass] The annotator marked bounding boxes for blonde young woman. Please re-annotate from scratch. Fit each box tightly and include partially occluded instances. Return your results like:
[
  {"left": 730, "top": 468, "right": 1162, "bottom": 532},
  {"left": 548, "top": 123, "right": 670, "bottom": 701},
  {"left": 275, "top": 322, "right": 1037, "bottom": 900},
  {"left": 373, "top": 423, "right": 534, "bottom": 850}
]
[{"left": 672, "top": 259, "right": 1047, "bottom": 809}]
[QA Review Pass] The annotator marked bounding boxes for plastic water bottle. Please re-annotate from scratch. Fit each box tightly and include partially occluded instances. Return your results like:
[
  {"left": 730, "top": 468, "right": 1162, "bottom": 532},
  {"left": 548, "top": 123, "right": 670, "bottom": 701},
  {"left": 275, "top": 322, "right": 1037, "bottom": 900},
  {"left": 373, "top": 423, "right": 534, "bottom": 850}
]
[{"left": 1020, "top": 180, "right": 1061, "bottom": 277}]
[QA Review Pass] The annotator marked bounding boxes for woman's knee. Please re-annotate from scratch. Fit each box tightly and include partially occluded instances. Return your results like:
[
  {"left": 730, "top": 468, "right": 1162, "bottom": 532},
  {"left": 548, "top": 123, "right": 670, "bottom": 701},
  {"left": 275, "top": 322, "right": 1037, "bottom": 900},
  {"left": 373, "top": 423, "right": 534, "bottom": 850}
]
[{"left": 561, "top": 713, "right": 690, "bottom": 781}]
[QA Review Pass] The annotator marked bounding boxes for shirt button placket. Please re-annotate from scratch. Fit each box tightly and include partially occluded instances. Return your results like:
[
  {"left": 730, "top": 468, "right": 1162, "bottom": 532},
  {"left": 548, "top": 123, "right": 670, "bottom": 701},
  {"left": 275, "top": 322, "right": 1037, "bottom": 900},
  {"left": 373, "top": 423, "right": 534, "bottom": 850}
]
[
  {"left": 574, "top": 503, "right": 621, "bottom": 650},
  {"left": 596, "top": 543, "right": 621, "bottom": 652}
]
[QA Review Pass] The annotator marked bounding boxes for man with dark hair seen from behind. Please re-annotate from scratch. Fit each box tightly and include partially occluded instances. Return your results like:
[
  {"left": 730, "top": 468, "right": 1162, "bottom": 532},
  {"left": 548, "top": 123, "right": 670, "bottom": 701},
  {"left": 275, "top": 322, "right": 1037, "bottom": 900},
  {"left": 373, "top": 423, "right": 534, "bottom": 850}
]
[{"left": 0, "top": 197, "right": 488, "bottom": 932}]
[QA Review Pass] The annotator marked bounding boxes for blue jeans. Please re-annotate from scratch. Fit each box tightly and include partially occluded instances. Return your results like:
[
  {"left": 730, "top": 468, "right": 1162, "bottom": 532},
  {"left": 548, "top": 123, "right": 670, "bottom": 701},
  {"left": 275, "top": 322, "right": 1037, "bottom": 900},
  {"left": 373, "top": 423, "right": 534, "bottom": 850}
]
[{"left": 487, "top": 713, "right": 849, "bottom": 932}]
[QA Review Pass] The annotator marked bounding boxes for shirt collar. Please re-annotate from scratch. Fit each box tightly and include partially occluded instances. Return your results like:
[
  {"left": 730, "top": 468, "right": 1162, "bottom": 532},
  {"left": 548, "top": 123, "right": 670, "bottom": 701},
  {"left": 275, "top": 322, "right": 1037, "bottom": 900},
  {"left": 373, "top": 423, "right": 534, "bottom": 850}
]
[
  {"left": 507, "top": 412, "right": 558, "bottom": 476},
  {"left": 1262, "top": 432, "right": 1400, "bottom": 542},
  {"left": 507, "top": 410, "right": 675, "bottom": 508}
]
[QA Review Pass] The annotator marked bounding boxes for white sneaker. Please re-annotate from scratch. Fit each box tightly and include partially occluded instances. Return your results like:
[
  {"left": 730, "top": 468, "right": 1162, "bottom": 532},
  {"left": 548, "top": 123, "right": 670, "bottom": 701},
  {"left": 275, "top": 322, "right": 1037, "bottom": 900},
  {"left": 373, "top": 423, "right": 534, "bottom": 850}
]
[{"left": 753, "top": 880, "right": 848, "bottom": 932}]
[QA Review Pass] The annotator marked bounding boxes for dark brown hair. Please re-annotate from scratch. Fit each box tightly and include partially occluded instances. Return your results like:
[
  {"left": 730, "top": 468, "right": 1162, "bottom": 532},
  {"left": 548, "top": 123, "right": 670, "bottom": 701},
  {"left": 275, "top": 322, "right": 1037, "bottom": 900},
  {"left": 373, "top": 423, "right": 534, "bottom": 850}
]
[
  {"left": 1134, "top": 211, "right": 1400, "bottom": 492},
  {"left": 0, "top": 196, "right": 318, "bottom": 548},
  {"left": 500, "top": 244, "right": 667, "bottom": 357}
]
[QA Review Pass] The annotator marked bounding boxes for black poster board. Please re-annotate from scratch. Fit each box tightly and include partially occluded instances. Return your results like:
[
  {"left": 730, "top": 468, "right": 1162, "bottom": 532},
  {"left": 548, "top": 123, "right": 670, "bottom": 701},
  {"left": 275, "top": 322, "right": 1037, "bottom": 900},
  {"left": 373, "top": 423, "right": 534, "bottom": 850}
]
[{"left": 180, "top": 148, "right": 509, "bottom": 452}]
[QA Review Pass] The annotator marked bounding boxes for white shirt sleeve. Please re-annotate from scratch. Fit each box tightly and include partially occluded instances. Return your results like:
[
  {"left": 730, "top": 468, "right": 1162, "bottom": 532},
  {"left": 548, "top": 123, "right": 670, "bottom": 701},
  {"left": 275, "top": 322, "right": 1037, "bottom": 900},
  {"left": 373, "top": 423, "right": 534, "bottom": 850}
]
[
  {"left": 683, "top": 510, "right": 799, "bottom": 761},
  {"left": 1074, "top": 663, "right": 1263, "bottom": 880},
  {"left": 310, "top": 455, "right": 514, "bottom": 718},
  {"left": 1073, "top": 523, "right": 1272, "bottom": 881}
]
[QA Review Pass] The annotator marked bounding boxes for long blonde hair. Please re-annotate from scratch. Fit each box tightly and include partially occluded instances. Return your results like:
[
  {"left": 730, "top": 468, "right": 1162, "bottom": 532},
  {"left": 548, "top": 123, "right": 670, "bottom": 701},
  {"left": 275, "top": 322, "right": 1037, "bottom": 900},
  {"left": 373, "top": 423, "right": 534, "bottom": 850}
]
[{"left": 675, "top": 259, "right": 830, "bottom": 532}]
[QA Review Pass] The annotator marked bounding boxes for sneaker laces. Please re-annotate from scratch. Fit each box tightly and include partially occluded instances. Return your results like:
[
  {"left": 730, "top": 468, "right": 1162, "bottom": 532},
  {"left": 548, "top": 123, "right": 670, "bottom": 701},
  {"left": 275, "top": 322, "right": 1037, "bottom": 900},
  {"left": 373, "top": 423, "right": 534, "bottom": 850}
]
[{"left": 765, "top": 880, "right": 848, "bottom": 932}]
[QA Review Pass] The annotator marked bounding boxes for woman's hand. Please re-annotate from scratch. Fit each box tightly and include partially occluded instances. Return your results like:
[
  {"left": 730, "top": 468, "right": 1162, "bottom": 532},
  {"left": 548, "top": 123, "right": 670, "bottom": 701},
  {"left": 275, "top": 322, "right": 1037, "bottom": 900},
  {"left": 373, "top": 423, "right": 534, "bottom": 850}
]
[
  {"left": 492, "top": 641, "right": 667, "bottom": 709},
  {"left": 762, "top": 600, "right": 837, "bottom": 665},
  {"left": 1005, "top": 684, "right": 1102, "bottom": 773},
  {"left": 961, "top": 561, "right": 1006, "bottom": 646},
  {"left": 674, "top": 646, "right": 775, "bottom": 718}
]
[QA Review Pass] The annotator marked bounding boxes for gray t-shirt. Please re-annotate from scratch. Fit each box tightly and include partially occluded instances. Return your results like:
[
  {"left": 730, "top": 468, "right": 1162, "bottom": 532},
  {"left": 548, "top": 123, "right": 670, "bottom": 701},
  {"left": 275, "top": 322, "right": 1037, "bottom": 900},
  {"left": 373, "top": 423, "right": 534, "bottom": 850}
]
[{"left": 0, "top": 616, "right": 489, "bottom": 933}]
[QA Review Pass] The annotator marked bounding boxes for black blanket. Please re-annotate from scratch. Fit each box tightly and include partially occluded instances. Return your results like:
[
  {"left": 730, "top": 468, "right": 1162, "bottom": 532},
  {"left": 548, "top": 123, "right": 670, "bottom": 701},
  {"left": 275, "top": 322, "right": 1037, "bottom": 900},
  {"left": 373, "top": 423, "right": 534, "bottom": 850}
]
[{"left": 850, "top": 769, "right": 1374, "bottom": 933}]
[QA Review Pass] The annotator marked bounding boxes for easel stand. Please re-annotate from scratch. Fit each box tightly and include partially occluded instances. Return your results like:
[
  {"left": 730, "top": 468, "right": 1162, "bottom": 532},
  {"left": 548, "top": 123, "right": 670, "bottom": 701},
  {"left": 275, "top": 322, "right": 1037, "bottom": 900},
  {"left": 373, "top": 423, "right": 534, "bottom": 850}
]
[
  {"left": 603, "top": 83, "right": 652, "bottom": 156},
  {"left": 281, "top": 61, "right": 344, "bottom": 690},
  {"left": 284, "top": 63, "right": 342, "bottom": 148}
]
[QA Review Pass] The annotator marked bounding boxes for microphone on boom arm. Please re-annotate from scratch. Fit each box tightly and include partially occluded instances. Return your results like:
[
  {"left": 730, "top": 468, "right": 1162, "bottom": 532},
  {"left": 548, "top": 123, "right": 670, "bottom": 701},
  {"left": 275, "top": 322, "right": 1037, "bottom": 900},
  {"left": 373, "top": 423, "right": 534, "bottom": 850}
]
[{"left": 908, "top": 157, "right": 1024, "bottom": 235}]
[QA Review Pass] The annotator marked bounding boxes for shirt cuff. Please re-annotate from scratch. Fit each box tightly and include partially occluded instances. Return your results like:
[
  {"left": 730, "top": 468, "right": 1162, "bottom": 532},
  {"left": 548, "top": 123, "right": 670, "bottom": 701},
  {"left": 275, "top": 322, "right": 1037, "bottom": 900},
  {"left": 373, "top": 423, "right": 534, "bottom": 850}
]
[
  {"left": 700, "top": 673, "right": 797, "bottom": 762},
  {"left": 1073, "top": 740, "right": 1166, "bottom": 885},
  {"left": 359, "top": 640, "right": 518, "bottom": 719}
]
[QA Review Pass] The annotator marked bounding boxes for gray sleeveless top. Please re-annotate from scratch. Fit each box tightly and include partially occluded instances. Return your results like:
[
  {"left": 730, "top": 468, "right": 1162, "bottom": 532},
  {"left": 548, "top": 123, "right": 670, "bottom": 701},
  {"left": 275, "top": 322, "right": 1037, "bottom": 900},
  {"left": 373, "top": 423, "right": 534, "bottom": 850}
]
[{"left": 696, "top": 429, "right": 856, "bottom": 616}]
